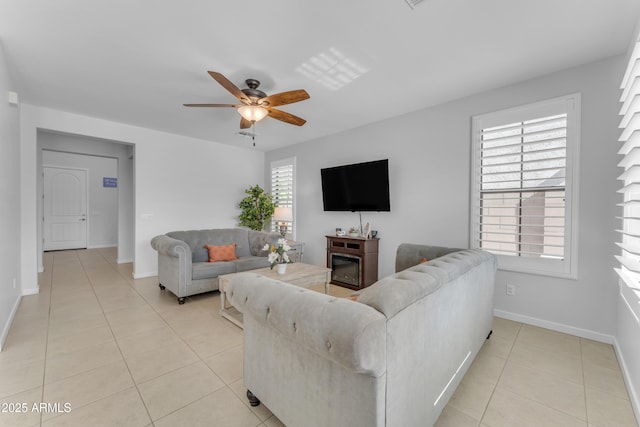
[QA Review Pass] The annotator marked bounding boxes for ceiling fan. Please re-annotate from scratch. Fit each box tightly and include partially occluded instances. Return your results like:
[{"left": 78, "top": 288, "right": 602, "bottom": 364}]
[{"left": 184, "top": 71, "right": 310, "bottom": 129}]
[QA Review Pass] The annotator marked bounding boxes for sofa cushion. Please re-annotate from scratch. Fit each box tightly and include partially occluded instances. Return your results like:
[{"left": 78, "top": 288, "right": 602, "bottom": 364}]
[
  {"left": 247, "top": 230, "right": 279, "bottom": 257},
  {"left": 235, "top": 256, "right": 270, "bottom": 272},
  {"left": 192, "top": 261, "right": 236, "bottom": 280},
  {"left": 167, "top": 229, "right": 250, "bottom": 262},
  {"left": 205, "top": 243, "right": 238, "bottom": 262}
]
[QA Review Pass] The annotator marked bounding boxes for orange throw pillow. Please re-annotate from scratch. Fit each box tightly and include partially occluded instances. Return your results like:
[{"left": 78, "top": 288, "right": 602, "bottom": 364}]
[{"left": 204, "top": 243, "right": 238, "bottom": 262}]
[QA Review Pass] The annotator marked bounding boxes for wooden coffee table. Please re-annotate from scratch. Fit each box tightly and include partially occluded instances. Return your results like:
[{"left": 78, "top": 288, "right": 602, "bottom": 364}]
[{"left": 218, "top": 263, "right": 331, "bottom": 328}]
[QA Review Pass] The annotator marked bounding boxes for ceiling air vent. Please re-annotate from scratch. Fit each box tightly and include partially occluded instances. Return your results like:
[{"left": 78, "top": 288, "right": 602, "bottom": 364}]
[
  {"left": 236, "top": 131, "right": 257, "bottom": 139},
  {"left": 405, "top": 0, "right": 427, "bottom": 9}
]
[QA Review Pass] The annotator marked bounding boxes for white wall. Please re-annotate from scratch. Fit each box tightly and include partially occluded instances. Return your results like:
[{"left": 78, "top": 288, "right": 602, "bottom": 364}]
[
  {"left": 0, "top": 42, "right": 22, "bottom": 350},
  {"left": 266, "top": 55, "right": 624, "bottom": 341},
  {"left": 20, "top": 106, "right": 265, "bottom": 290},
  {"left": 38, "top": 131, "right": 134, "bottom": 261}
]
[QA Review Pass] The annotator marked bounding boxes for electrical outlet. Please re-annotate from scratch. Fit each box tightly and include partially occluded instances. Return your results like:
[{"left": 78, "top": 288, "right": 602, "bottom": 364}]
[
  {"left": 12, "top": 278, "right": 17, "bottom": 289},
  {"left": 506, "top": 284, "right": 516, "bottom": 296}
]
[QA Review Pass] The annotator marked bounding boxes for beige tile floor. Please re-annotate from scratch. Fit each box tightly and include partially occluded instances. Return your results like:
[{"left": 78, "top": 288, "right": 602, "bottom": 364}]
[{"left": 0, "top": 248, "right": 637, "bottom": 427}]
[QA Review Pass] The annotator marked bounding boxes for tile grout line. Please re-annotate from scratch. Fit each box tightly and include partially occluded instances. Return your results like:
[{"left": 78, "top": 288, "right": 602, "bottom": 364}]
[
  {"left": 85, "top": 248, "right": 235, "bottom": 425},
  {"left": 488, "top": 325, "right": 601, "bottom": 426},
  {"left": 106, "top": 253, "right": 267, "bottom": 425},
  {"left": 579, "top": 338, "right": 590, "bottom": 426},
  {"left": 38, "top": 250, "right": 56, "bottom": 427},
  {"left": 38, "top": 249, "right": 154, "bottom": 424},
  {"left": 579, "top": 338, "right": 638, "bottom": 426},
  {"left": 477, "top": 322, "right": 522, "bottom": 426},
  {"left": 40, "top": 250, "right": 112, "bottom": 424},
  {"left": 496, "top": 325, "right": 592, "bottom": 425},
  {"left": 78, "top": 248, "right": 157, "bottom": 426},
  {"left": 41, "top": 250, "right": 101, "bottom": 424}
]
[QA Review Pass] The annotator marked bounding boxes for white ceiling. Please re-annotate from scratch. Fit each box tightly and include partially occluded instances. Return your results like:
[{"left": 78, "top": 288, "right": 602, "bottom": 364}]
[{"left": 1, "top": 0, "right": 639, "bottom": 151}]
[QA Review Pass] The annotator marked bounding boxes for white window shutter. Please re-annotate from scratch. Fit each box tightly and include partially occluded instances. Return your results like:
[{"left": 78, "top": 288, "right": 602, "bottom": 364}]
[
  {"left": 471, "top": 94, "right": 580, "bottom": 278},
  {"left": 270, "top": 158, "right": 295, "bottom": 238},
  {"left": 616, "top": 36, "right": 640, "bottom": 287}
]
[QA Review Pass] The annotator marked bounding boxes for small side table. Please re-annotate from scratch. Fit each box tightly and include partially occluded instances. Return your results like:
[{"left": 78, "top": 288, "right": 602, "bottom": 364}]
[{"left": 286, "top": 240, "right": 304, "bottom": 263}]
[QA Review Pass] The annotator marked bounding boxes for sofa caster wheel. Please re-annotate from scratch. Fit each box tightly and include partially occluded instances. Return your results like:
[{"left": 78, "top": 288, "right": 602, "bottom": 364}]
[
  {"left": 247, "top": 390, "right": 260, "bottom": 407},
  {"left": 159, "top": 283, "right": 165, "bottom": 290},
  {"left": 178, "top": 297, "right": 186, "bottom": 305},
  {"left": 486, "top": 330, "right": 493, "bottom": 340}
]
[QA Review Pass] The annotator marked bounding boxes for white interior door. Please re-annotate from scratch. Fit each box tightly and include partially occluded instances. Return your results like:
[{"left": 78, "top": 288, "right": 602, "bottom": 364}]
[{"left": 43, "top": 167, "right": 88, "bottom": 250}]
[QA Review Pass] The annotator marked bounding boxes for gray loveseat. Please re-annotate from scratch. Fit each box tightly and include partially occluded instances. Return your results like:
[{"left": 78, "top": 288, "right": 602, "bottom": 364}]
[
  {"left": 150, "top": 228, "right": 280, "bottom": 304},
  {"left": 224, "top": 243, "right": 497, "bottom": 427}
]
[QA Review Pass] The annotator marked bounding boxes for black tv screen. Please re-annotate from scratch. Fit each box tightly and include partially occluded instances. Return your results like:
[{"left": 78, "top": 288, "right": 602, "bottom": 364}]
[{"left": 321, "top": 159, "right": 390, "bottom": 212}]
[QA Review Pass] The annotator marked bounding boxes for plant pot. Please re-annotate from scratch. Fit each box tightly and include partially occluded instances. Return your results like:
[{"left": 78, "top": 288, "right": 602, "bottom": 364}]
[{"left": 277, "top": 263, "right": 287, "bottom": 275}]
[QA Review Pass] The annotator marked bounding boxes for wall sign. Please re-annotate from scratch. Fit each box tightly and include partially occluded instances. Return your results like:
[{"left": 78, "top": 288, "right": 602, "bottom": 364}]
[{"left": 103, "top": 177, "right": 117, "bottom": 188}]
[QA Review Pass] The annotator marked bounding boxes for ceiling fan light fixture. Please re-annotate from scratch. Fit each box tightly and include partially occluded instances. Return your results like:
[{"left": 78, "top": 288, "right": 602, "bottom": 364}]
[
  {"left": 185, "top": 72, "right": 308, "bottom": 127},
  {"left": 237, "top": 105, "right": 268, "bottom": 122}
]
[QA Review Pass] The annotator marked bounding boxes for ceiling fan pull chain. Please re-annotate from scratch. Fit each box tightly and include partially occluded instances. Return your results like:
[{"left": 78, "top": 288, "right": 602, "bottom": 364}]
[{"left": 252, "top": 123, "right": 256, "bottom": 147}]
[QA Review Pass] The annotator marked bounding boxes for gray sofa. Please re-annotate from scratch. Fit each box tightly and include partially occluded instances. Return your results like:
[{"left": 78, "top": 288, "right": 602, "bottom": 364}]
[
  {"left": 224, "top": 243, "right": 497, "bottom": 427},
  {"left": 150, "top": 228, "right": 280, "bottom": 304}
]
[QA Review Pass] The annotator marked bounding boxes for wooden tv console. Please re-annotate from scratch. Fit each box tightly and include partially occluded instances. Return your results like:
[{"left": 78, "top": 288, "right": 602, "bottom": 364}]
[{"left": 326, "top": 235, "right": 379, "bottom": 290}]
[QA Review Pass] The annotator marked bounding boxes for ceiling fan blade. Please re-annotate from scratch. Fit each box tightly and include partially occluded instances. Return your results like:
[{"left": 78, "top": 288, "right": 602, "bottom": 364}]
[
  {"left": 240, "top": 117, "right": 252, "bottom": 129},
  {"left": 267, "top": 108, "right": 307, "bottom": 126},
  {"left": 208, "top": 71, "right": 250, "bottom": 103},
  {"left": 183, "top": 103, "right": 239, "bottom": 108},
  {"left": 260, "top": 90, "right": 310, "bottom": 107}
]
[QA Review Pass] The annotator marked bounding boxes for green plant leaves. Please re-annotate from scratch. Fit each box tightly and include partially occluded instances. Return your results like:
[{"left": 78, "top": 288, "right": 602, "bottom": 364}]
[{"left": 238, "top": 185, "right": 275, "bottom": 231}]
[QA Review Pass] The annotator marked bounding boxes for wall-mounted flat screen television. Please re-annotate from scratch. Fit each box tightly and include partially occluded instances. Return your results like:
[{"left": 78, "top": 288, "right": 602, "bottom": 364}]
[{"left": 321, "top": 159, "right": 390, "bottom": 212}]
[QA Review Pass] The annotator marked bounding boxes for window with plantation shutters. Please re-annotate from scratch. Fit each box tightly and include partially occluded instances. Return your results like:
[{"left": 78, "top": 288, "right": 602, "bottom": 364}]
[
  {"left": 471, "top": 94, "right": 581, "bottom": 278},
  {"left": 616, "top": 35, "right": 640, "bottom": 293},
  {"left": 270, "top": 157, "right": 295, "bottom": 238}
]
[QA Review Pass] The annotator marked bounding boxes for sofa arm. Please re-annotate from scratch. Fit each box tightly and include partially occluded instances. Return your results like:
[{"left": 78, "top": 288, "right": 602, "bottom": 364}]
[
  {"left": 395, "top": 243, "right": 463, "bottom": 273},
  {"left": 150, "top": 235, "right": 194, "bottom": 299},
  {"left": 150, "top": 235, "right": 192, "bottom": 258},
  {"left": 226, "top": 272, "right": 387, "bottom": 377}
]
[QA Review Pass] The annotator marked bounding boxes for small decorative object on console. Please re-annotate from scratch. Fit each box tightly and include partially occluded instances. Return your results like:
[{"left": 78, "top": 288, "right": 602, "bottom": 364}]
[
  {"left": 362, "top": 222, "right": 371, "bottom": 239},
  {"left": 263, "top": 238, "right": 292, "bottom": 271}
]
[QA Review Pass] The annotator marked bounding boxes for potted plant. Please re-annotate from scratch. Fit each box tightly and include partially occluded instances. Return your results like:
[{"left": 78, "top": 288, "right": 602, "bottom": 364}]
[
  {"left": 262, "top": 238, "right": 292, "bottom": 274},
  {"left": 238, "top": 185, "right": 275, "bottom": 231}
]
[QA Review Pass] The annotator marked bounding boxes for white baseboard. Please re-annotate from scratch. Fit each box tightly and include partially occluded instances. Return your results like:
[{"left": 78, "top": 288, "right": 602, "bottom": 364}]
[
  {"left": 87, "top": 244, "right": 117, "bottom": 249},
  {"left": 117, "top": 258, "right": 133, "bottom": 264},
  {"left": 0, "top": 295, "right": 21, "bottom": 352},
  {"left": 132, "top": 271, "right": 156, "bottom": 279},
  {"left": 22, "top": 286, "right": 40, "bottom": 296},
  {"left": 613, "top": 336, "right": 640, "bottom": 425},
  {"left": 493, "top": 309, "right": 615, "bottom": 344}
]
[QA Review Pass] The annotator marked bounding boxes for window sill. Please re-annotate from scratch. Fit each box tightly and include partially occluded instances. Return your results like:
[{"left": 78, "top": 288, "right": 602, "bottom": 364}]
[{"left": 496, "top": 255, "right": 577, "bottom": 280}]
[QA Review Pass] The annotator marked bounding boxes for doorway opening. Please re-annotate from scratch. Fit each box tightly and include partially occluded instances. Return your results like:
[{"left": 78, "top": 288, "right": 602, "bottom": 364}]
[{"left": 38, "top": 131, "right": 134, "bottom": 270}]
